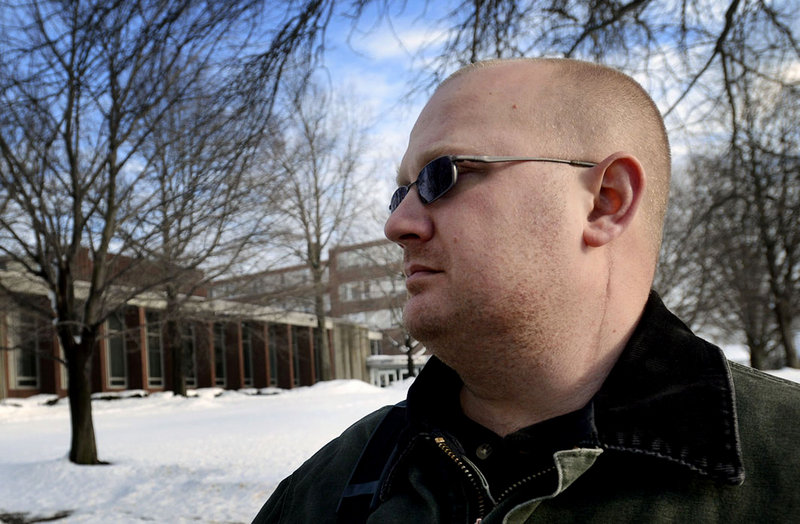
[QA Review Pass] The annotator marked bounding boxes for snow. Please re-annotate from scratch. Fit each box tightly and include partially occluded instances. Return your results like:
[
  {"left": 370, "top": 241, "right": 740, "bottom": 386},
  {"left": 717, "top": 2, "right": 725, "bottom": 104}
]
[
  {"left": 0, "top": 380, "right": 410, "bottom": 523},
  {"left": 2, "top": 368, "right": 799, "bottom": 523},
  {"left": 766, "top": 367, "right": 800, "bottom": 383},
  {"left": 722, "top": 344, "right": 751, "bottom": 365}
]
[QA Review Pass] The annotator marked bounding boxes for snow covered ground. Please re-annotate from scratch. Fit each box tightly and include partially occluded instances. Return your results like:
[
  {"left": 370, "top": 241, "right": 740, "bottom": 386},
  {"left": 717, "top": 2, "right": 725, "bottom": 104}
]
[
  {"left": 1, "top": 366, "right": 799, "bottom": 524},
  {"left": 0, "top": 380, "right": 410, "bottom": 523}
]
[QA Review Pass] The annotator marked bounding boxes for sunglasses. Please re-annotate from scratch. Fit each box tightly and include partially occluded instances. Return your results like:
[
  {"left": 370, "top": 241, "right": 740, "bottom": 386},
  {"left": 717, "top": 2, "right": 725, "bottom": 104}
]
[{"left": 389, "top": 155, "right": 597, "bottom": 213}]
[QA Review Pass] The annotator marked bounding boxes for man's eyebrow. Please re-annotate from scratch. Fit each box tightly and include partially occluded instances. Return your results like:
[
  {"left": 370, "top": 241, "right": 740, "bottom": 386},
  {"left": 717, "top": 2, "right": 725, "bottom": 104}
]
[
  {"left": 395, "top": 149, "right": 448, "bottom": 186},
  {"left": 395, "top": 165, "right": 409, "bottom": 186},
  {"left": 396, "top": 147, "right": 460, "bottom": 186}
]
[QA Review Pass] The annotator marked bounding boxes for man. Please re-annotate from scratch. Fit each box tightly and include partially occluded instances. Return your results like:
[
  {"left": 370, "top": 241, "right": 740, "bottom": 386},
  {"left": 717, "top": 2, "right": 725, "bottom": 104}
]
[{"left": 253, "top": 58, "right": 800, "bottom": 523}]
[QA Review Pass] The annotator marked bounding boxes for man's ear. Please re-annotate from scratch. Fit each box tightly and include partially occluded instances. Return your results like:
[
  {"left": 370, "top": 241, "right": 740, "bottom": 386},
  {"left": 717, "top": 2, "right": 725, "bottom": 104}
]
[{"left": 583, "top": 152, "right": 646, "bottom": 248}]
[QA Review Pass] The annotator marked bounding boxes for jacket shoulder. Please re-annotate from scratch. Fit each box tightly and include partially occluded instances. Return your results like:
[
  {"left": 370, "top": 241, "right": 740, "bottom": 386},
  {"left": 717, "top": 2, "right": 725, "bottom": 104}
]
[
  {"left": 730, "top": 362, "right": 800, "bottom": 441},
  {"left": 252, "top": 405, "right": 394, "bottom": 524},
  {"left": 730, "top": 361, "right": 800, "bottom": 413},
  {"left": 729, "top": 362, "right": 800, "bottom": 505}
]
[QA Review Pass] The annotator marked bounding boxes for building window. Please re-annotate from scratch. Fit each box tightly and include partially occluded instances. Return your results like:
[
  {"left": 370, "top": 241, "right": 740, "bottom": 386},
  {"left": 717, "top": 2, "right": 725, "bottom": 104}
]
[
  {"left": 267, "top": 324, "right": 279, "bottom": 386},
  {"left": 12, "top": 315, "right": 40, "bottom": 389},
  {"left": 214, "top": 323, "right": 226, "bottom": 387},
  {"left": 106, "top": 313, "right": 127, "bottom": 388},
  {"left": 145, "top": 311, "right": 164, "bottom": 387},
  {"left": 338, "top": 277, "right": 402, "bottom": 303},
  {"left": 182, "top": 323, "right": 197, "bottom": 387},
  {"left": 291, "top": 326, "right": 302, "bottom": 387},
  {"left": 336, "top": 244, "right": 400, "bottom": 270},
  {"left": 14, "top": 347, "right": 39, "bottom": 388},
  {"left": 242, "top": 324, "right": 253, "bottom": 387}
]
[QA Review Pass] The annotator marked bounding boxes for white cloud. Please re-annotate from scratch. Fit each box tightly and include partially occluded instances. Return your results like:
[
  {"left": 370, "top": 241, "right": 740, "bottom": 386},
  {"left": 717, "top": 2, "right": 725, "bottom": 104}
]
[
  {"left": 783, "top": 60, "right": 800, "bottom": 83},
  {"left": 354, "top": 26, "right": 448, "bottom": 61}
]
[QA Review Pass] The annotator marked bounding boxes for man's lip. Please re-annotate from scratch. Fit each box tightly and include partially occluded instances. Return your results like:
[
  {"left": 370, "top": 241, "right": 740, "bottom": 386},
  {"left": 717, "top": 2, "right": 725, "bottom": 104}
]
[{"left": 405, "top": 264, "right": 440, "bottom": 278}]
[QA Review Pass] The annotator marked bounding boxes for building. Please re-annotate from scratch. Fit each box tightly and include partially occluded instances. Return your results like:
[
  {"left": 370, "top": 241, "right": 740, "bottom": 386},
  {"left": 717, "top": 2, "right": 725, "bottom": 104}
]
[
  {"left": 0, "top": 252, "right": 379, "bottom": 400},
  {"left": 209, "top": 239, "right": 429, "bottom": 385},
  {"left": 328, "top": 240, "right": 407, "bottom": 337},
  {"left": 211, "top": 239, "right": 409, "bottom": 354}
]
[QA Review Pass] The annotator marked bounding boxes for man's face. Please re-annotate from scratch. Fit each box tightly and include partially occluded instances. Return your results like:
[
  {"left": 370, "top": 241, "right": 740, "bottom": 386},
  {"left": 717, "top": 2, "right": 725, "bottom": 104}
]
[{"left": 385, "top": 65, "right": 592, "bottom": 366}]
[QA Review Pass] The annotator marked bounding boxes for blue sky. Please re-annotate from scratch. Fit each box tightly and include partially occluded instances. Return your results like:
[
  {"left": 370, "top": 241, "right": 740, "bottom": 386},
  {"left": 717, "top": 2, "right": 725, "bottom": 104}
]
[
  {"left": 307, "top": 3, "right": 800, "bottom": 236},
  {"left": 318, "top": 7, "right": 445, "bottom": 229}
]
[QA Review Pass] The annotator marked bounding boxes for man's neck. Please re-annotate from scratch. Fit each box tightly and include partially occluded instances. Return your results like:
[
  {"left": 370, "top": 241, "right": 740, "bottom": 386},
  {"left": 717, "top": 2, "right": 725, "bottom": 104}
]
[
  {"left": 458, "top": 367, "right": 607, "bottom": 437},
  {"left": 454, "top": 322, "right": 633, "bottom": 437},
  {"left": 438, "top": 284, "right": 648, "bottom": 437}
]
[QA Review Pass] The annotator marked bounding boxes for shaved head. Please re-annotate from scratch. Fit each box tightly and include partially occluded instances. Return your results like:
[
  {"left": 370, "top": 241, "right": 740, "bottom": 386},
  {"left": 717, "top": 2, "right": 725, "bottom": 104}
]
[
  {"left": 440, "top": 58, "right": 671, "bottom": 256},
  {"left": 387, "top": 57, "right": 668, "bottom": 426}
]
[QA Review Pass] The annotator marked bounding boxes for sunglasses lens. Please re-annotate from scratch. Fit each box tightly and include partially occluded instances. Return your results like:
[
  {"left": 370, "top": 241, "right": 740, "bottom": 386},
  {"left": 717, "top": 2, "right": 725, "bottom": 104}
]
[
  {"left": 417, "top": 156, "right": 455, "bottom": 204},
  {"left": 388, "top": 156, "right": 456, "bottom": 213},
  {"left": 389, "top": 186, "right": 408, "bottom": 212}
]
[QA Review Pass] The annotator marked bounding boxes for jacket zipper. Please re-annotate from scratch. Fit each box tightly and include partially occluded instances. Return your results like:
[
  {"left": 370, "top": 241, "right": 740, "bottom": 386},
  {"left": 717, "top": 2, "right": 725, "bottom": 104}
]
[
  {"left": 494, "top": 465, "right": 556, "bottom": 504},
  {"left": 433, "top": 436, "right": 559, "bottom": 516},
  {"left": 433, "top": 436, "right": 495, "bottom": 520}
]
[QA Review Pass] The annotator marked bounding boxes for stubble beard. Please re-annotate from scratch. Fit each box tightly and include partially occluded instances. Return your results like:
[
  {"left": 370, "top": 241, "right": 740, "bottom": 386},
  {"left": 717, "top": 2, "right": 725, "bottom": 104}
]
[{"left": 403, "top": 283, "right": 557, "bottom": 382}]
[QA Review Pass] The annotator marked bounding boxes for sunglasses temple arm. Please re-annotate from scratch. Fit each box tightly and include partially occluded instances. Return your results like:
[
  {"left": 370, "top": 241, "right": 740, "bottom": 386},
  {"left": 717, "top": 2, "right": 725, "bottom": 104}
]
[{"left": 456, "top": 155, "right": 596, "bottom": 168}]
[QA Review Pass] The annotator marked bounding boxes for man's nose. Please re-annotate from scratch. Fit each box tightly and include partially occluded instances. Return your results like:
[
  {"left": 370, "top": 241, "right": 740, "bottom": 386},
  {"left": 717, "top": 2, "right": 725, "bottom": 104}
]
[{"left": 384, "top": 186, "right": 434, "bottom": 247}]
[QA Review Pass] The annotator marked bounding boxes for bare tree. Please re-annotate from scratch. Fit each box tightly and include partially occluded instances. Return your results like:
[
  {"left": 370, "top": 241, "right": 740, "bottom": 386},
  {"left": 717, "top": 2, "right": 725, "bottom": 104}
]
[
  {"left": 0, "top": 1, "right": 269, "bottom": 464},
  {"left": 136, "top": 68, "right": 279, "bottom": 396},
  {"left": 655, "top": 78, "right": 800, "bottom": 369},
  {"left": 702, "top": 19, "right": 800, "bottom": 368},
  {"left": 733, "top": 83, "right": 800, "bottom": 367},
  {"left": 656, "top": 155, "right": 786, "bottom": 369},
  {"left": 265, "top": 80, "right": 371, "bottom": 382},
  {"left": 248, "top": 2, "right": 798, "bottom": 118}
]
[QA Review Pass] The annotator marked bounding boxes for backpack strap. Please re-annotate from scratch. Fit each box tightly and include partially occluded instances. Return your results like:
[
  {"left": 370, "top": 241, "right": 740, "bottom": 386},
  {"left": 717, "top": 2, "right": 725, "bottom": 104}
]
[{"left": 336, "top": 400, "right": 408, "bottom": 523}]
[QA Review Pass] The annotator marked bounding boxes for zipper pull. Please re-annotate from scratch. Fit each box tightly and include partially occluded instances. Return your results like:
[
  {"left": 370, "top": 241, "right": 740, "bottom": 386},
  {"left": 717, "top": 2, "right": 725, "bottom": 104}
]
[
  {"left": 462, "top": 454, "right": 497, "bottom": 506},
  {"left": 433, "top": 436, "right": 497, "bottom": 509}
]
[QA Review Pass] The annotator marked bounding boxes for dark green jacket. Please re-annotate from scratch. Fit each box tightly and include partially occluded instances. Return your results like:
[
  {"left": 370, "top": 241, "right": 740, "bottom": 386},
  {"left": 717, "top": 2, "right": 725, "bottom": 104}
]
[{"left": 254, "top": 294, "right": 800, "bottom": 523}]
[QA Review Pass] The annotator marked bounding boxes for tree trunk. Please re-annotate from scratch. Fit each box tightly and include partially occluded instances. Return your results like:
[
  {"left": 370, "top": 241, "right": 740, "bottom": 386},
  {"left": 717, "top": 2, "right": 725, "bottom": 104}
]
[
  {"left": 67, "top": 345, "right": 101, "bottom": 465},
  {"left": 312, "top": 271, "right": 331, "bottom": 382},
  {"left": 747, "top": 340, "right": 768, "bottom": 370},
  {"left": 167, "top": 318, "right": 187, "bottom": 396},
  {"left": 775, "top": 299, "right": 799, "bottom": 368},
  {"left": 314, "top": 296, "right": 331, "bottom": 381},
  {"left": 405, "top": 334, "right": 416, "bottom": 378}
]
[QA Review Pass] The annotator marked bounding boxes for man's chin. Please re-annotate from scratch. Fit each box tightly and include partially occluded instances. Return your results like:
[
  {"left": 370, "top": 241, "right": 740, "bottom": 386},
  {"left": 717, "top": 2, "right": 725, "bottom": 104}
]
[{"left": 403, "top": 298, "right": 445, "bottom": 342}]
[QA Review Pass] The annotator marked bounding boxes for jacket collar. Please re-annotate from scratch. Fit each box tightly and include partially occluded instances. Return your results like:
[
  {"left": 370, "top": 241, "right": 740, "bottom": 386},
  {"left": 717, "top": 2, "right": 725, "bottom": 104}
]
[
  {"left": 593, "top": 291, "right": 744, "bottom": 484},
  {"left": 406, "top": 291, "right": 744, "bottom": 484}
]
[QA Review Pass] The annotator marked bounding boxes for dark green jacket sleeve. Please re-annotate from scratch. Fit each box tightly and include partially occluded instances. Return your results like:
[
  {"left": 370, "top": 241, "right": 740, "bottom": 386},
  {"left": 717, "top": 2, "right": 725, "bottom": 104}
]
[{"left": 252, "top": 406, "right": 392, "bottom": 524}]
